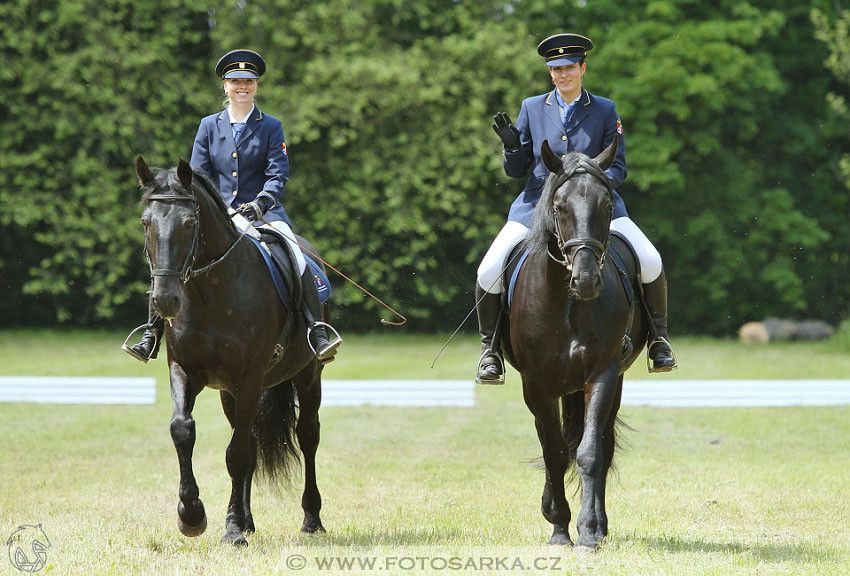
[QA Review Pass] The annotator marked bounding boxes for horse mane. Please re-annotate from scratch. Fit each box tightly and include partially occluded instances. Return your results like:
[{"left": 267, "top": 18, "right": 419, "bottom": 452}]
[
  {"left": 139, "top": 165, "right": 231, "bottom": 218},
  {"left": 525, "top": 151, "right": 610, "bottom": 254}
]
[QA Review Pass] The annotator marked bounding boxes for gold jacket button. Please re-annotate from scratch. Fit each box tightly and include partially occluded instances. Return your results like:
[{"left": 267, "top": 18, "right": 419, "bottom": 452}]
[
  {"left": 232, "top": 190, "right": 237, "bottom": 196},
  {"left": 232, "top": 171, "right": 238, "bottom": 177},
  {"left": 232, "top": 152, "right": 238, "bottom": 158},
  {"left": 561, "top": 135, "right": 567, "bottom": 141},
  {"left": 562, "top": 154, "right": 567, "bottom": 158}
]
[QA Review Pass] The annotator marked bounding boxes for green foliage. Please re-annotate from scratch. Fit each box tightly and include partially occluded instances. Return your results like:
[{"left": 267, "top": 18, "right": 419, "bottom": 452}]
[{"left": 0, "top": 0, "right": 848, "bottom": 334}]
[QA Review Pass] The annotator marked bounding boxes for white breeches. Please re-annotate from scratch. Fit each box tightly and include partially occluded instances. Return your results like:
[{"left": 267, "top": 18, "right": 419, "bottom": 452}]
[
  {"left": 265, "top": 221, "right": 307, "bottom": 275},
  {"left": 476, "top": 216, "right": 662, "bottom": 294},
  {"left": 609, "top": 217, "right": 662, "bottom": 282},
  {"left": 476, "top": 221, "right": 530, "bottom": 294}
]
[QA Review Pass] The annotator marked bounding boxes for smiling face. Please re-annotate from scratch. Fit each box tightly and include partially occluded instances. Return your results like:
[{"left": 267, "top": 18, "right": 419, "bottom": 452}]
[
  {"left": 548, "top": 61, "right": 585, "bottom": 101},
  {"left": 223, "top": 77, "right": 258, "bottom": 106}
]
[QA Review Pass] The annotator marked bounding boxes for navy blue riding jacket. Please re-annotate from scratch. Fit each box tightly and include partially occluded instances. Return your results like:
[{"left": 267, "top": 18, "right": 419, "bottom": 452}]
[{"left": 504, "top": 88, "right": 628, "bottom": 226}]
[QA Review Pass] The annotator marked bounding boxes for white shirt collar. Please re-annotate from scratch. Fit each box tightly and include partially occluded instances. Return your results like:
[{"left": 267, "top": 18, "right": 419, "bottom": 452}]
[{"left": 228, "top": 104, "right": 255, "bottom": 124}]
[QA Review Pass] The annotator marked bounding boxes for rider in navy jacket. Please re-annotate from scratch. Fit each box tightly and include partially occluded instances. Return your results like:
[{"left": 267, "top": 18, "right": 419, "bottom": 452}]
[
  {"left": 190, "top": 106, "right": 292, "bottom": 226},
  {"left": 475, "top": 33, "right": 676, "bottom": 384},
  {"left": 503, "top": 87, "right": 628, "bottom": 227},
  {"left": 124, "top": 49, "right": 340, "bottom": 365}
]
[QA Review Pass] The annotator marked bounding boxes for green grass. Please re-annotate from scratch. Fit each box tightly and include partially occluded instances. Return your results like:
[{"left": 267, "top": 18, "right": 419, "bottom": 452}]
[{"left": 1, "top": 330, "right": 849, "bottom": 575}]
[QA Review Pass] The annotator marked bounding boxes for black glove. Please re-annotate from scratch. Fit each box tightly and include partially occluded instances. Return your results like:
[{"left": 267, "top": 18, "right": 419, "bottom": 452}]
[
  {"left": 238, "top": 194, "right": 274, "bottom": 222},
  {"left": 492, "top": 112, "right": 520, "bottom": 151}
]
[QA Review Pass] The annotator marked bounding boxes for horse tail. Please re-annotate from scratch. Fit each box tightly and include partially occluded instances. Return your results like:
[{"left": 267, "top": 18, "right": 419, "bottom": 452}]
[
  {"left": 254, "top": 381, "right": 301, "bottom": 485},
  {"left": 561, "top": 393, "right": 585, "bottom": 488},
  {"left": 561, "top": 389, "right": 630, "bottom": 489}
]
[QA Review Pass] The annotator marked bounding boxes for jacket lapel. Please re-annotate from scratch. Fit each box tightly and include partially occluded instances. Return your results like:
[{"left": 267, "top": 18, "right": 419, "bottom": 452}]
[
  {"left": 543, "top": 89, "right": 566, "bottom": 135},
  {"left": 236, "top": 106, "right": 263, "bottom": 149},
  {"left": 566, "top": 89, "right": 591, "bottom": 131},
  {"left": 217, "top": 109, "right": 236, "bottom": 148}
]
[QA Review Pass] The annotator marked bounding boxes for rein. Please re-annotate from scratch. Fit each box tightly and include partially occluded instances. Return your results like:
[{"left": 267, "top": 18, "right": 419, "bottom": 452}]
[
  {"left": 145, "top": 192, "right": 248, "bottom": 284},
  {"left": 548, "top": 166, "right": 613, "bottom": 273}
]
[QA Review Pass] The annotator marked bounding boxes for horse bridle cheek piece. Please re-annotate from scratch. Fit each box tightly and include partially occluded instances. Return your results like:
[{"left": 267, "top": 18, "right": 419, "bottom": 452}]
[
  {"left": 144, "top": 190, "right": 250, "bottom": 285},
  {"left": 145, "top": 194, "right": 201, "bottom": 285},
  {"left": 548, "top": 166, "right": 614, "bottom": 273}
]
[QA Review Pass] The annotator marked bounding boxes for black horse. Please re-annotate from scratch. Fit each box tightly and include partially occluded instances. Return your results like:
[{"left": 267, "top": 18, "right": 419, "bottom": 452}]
[
  {"left": 135, "top": 157, "right": 326, "bottom": 546},
  {"left": 502, "top": 138, "right": 648, "bottom": 548}
]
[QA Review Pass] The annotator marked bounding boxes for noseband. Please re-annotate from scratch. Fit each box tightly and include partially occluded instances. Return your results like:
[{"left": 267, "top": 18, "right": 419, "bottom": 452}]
[
  {"left": 145, "top": 189, "right": 247, "bottom": 284},
  {"left": 548, "top": 165, "right": 614, "bottom": 273}
]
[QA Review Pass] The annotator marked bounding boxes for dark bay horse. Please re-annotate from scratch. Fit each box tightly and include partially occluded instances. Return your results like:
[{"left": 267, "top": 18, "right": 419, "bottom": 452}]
[
  {"left": 136, "top": 157, "right": 326, "bottom": 546},
  {"left": 502, "top": 138, "right": 648, "bottom": 548}
]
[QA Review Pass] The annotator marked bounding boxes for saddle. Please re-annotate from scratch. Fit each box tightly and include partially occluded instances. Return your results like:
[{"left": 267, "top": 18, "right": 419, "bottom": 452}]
[{"left": 240, "top": 222, "right": 332, "bottom": 371}]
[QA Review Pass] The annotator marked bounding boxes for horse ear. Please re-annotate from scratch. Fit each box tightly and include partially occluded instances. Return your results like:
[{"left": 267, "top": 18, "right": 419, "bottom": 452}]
[
  {"left": 135, "top": 156, "right": 154, "bottom": 187},
  {"left": 594, "top": 136, "right": 619, "bottom": 171},
  {"left": 541, "top": 140, "right": 563, "bottom": 174},
  {"left": 177, "top": 158, "right": 193, "bottom": 190}
]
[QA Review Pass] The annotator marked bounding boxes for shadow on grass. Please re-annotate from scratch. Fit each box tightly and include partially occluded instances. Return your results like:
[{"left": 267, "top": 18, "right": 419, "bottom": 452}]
[{"left": 621, "top": 533, "right": 838, "bottom": 563}]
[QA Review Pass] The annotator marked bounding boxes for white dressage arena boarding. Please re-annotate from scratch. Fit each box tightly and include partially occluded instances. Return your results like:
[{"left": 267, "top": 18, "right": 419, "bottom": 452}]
[{"left": 0, "top": 377, "right": 849, "bottom": 407}]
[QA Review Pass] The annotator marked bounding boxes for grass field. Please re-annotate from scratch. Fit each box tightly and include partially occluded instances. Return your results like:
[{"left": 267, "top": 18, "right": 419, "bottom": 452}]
[{"left": 1, "top": 330, "right": 849, "bottom": 575}]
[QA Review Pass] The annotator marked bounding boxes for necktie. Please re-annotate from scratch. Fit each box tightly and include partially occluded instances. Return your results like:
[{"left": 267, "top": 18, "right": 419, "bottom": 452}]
[
  {"left": 563, "top": 102, "right": 575, "bottom": 131},
  {"left": 233, "top": 122, "right": 246, "bottom": 143}
]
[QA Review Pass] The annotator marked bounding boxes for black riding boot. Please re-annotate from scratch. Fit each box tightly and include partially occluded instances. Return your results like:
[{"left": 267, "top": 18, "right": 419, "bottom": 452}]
[
  {"left": 123, "top": 296, "right": 164, "bottom": 363},
  {"left": 475, "top": 284, "right": 505, "bottom": 384},
  {"left": 301, "top": 269, "right": 341, "bottom": 364},
  {"left": 643, "top": 271, "right": 677, "bottom": 373}
]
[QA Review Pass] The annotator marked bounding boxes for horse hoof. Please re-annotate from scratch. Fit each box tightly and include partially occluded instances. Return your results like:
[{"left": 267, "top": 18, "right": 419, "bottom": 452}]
[
  {"left": 548, "top": 528, "right": 573, "bottom": 546},
  {"left": 177, "top": 500, "right": 207, "bottom": 537},
  {"left": 301, "top": 516, "right": 326, "bottom": 534},
  {"left": 221, "top": 533, "right": 249, "bottom": 547}
]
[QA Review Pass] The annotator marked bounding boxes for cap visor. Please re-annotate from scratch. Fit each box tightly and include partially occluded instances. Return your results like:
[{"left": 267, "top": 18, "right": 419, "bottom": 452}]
[
  {"left": 547, "top": 56, "right": 583, "bottom": 67},
  {"left": 224, "top": 70, "right": 259, "bottom": 79}
]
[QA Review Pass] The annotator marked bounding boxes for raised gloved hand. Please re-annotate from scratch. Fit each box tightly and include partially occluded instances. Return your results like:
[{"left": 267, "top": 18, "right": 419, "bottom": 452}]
[
  {"left": 238, "top": 194, "right": 275, "bottom": 222},
  {"left": 492, "top": 112, "right": 520, "bottom": 152}
]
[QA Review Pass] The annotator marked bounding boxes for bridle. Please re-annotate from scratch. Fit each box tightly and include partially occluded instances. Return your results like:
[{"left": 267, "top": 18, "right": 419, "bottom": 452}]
[
  {"left": 548, "top": 165, "right": 614, "bottom": 273},
  {"left": 145, "top": 189, "right": 248, "bottom": 284}
]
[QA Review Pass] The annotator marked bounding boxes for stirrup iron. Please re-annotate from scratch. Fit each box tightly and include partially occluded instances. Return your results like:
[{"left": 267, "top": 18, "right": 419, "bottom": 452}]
[
  {"left": 307, "top": 321, "right": 343, "bottom": 361},
  {"left": 646, "top": 336, "right": 677, "bottom": 373},
  {"left": 475, "top": 349, "right": 505, "bottom": 385},
  {"left": 121, "top": 323, "right": 158, "bottom": 363}
]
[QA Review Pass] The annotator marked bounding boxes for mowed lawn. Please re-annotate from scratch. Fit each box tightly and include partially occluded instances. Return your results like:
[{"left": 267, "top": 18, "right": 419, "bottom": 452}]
[{"left": 1, "top": 330, "right": 849, "bottom": 575}]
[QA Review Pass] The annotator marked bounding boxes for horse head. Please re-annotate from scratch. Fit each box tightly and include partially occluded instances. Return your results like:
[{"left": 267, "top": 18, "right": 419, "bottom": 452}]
[
  {"left": 540, "top": 137, "right": 618, "bottom": 300},
  {"left": 137, "top": 156, "right": 199, "bottom": 320}
]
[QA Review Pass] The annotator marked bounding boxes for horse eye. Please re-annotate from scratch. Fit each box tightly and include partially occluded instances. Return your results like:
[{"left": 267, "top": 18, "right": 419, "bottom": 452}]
[
  {"left": 184, "top": 219, "right": 196, "bottom": 228},
  {"left": 140, "top": 219, "right": 149, "bottom": 229}
]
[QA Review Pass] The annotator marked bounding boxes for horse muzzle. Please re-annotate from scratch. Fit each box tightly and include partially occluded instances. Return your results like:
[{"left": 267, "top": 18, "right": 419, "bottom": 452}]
[
  {"left": 570, "top": 262, "right": 604, "bottom": 301},
  {"left": 151, "top": 275, "right": 183, "bottom": 320}
]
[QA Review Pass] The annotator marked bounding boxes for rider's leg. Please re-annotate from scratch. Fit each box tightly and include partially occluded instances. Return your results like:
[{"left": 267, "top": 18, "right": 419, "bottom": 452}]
[
  {"left": 269, "top": 221, "right": 341, "bottom": 364},
  {"left": 610, "top": 217, "right": 676, "bottom": 372},
  {"left": 475, "top": 221, "right": 529, "bottom": 384},
  {"left": 123, "top": 283, "right": 164, "bottom": 363}
]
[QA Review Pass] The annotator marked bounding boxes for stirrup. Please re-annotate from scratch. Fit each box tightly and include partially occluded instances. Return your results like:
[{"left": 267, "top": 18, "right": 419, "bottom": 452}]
[
  {"left": 475, "top": 349, "right": 505, "bottom": 385},
  {"left": 647, "top": 337, "right": 677, "bottom": 373},
  {"left": 307, "top": 321, "right": 342, "bottom": 363},
  {"left": 121, "top": 324, "right": 158, "bottom": 363}
]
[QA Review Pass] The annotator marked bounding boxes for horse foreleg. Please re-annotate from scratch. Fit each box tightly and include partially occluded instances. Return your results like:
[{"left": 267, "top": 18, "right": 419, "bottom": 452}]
[
  {"left": 575, "top": 367, "right": 620, "bottom": 549},
  {"left": 221, "top": 387, "right": 261, "bottom": 547},
  {"left": 221, "top": 391, "right": 258, "bottom": 535},
  {"left": 169, "top": 363, "right": 207, "bottom": 537},
  {"left": 524, "top": 382, "right": 572, "bottom": 546},
  {"left": 294, "top": 372, "right": 325, "bottom": 534}
]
